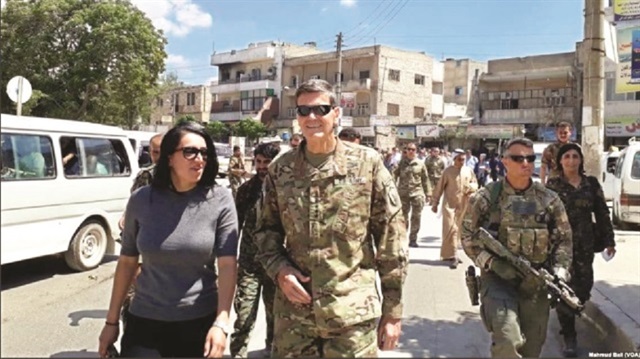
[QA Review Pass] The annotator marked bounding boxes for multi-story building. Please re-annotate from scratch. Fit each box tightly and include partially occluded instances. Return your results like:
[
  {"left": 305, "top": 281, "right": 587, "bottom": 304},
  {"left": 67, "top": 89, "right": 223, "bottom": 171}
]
[
  {"left": 474, "top": 51, "right": 580, "bottom": 150},
  {"left": 150, "top": 85, "right": 212, "bottom": 125},
  {"left": 442, "top": 58, "right": 487, "bottom": 117},
  {"left": 282, "top": 45, "right": 443, "bottom": 149},
  {"left": 209, "top": 41, "right": 321, "bottom": 129}
]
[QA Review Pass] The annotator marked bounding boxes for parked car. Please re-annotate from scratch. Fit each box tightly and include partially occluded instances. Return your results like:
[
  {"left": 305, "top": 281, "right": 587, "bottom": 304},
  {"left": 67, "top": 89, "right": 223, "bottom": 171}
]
[
  {"left": 610, "top": 138, "right": 640, "bottom": 229},
  {"left": 214, "top": 142, "right": 232, "bottom": 178}
]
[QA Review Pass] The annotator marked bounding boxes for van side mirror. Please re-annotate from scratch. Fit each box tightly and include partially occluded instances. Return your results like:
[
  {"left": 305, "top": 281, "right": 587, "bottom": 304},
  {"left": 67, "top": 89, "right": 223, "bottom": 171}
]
[{"left": 607, "top": 165, "right": 616, "bottom": 174}]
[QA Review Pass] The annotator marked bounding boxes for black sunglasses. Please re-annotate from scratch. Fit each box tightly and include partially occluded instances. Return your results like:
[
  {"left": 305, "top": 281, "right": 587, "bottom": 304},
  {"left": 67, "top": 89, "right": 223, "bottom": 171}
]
[
  {"left": 296, "top": 105, "right": 333, "bottom": 117},
  {"left": 175, "top": 147, "right": 209, "bottom": 160},
  {"left": 508, "top": 155, "right": 536, "bottom": 163}
]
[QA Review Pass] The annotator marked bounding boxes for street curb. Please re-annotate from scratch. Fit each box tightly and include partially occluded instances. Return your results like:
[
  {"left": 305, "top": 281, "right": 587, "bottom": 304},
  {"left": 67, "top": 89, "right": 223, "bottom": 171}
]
[{"left": 582, "top": 289, "right": 640, "bottom": 352}]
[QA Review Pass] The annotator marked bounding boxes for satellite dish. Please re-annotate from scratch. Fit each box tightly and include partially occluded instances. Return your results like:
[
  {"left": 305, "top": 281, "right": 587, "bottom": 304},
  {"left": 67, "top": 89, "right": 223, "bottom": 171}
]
[{"left": 6, "top": 76, "right": 33, "bottom": 104}]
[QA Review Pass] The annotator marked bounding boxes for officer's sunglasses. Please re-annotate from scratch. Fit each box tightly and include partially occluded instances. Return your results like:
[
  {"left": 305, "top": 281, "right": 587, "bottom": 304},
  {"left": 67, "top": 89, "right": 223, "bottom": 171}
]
[
  {"left": 296, "top": 105, "right": 334, "bottom": 117},
  {"left": 508, "top": 155, "right": 536, "bottom": 163},
  {"left": 174, "top": 146, "right": 209, "bottom": 160}
]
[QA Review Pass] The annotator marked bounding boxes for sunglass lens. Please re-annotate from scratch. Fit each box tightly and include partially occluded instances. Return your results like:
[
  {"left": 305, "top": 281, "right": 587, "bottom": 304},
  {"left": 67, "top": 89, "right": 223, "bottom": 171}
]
[
  {"left": 526, "top": 155, "right": 536, "bottom": 162},
  {"left": 315, "top": 105, "right": 331, "bottom": 116},
  {"left": 296, "top": 106, "right": 311, "bottom": 116}
]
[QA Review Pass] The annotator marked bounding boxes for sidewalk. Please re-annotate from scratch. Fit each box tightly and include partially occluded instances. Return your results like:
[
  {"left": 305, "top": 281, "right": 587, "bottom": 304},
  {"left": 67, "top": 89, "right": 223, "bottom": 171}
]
[{"left": 582, "top": 228, "right": 640, "bottom": 353}]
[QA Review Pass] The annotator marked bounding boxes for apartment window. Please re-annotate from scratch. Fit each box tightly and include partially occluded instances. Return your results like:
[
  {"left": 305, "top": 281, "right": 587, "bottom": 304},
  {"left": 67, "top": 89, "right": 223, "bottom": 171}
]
[
  {"left": 310, "top": 75, "right": 320, "bottom": 80},
  {"left": 359, "top": 70, "right": 370, "bottom": 79},
  {"left": 357, "top": 103, "right": 370, "bottom": 116},
  {"left": 414, "top": 106, "right": 425, "bottom": 119},
  {"left": 334, "top": 72, "right": 344, "bottom": 83},
  {"left": 1, "top": 133, "right": 56, "bottom": 180},
  {"left": 187, "top": 92, "right": 196, "bottom": 106},
  {"left": 501, "top": 99, "right": 519, "bottom": 109},
  {"left": 287, "top": 107, "right": 296, "bottom": 118},
  {"left": 240, "top": 89, "right": 273, "bottom": 112},
  {"left": 415, "top": 74, "right": 426, "bottom": 86},
  {"left": 59, "top": 136, "right": 131, "bottom": 178},
  {"left": 389, "top": 69, "right": 400, "bottom": 82},
  {"left": 387, "top": 103, "right": 399, "bottom": 116},
  {"left": 220, "top": 71, "right": 230, "bottom": 82},
  {"left": 455, "top": 86, "right": 464, "bottom": 96},
  {"left": 236, "top": 71, "right": 245, "bottom": 81},
  {"left": 156, "top": 98, "right": 164, "bottom": 107},
  {"left": 172, "top": 93, "right": 180, "bottom": 105},
  {"left": 291, "top": 75, "right": 299, "bottom": 87},
  {"left": 432, "top": 82, "right": 443, "bottom": 95}
]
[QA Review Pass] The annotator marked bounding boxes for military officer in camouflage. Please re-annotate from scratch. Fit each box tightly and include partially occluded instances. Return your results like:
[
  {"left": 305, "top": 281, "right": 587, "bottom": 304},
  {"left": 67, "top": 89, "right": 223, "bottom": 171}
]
[
  {"left": 228, "top": 145, "right": 247, "bottom": 198},
  {"left": 393, "top": 142, "right": 431, "bottom": 248},
  {"left": 461, "top": 137, "right": 573, "bottom": 358},
  {"left": 540, "top": 121, "right": 573, "bottom": 184},
  {"left": 254, "top": 79, "right": 408, "bottom": 358},
  {"left": 230, "top": 142, "right": 280, "bottom": 358},
  {"left": 425, "top": 147, "right": 445, "bottom": 195},
  {"left": 546, "top": 143, "right": 616, "bottom": 357}
]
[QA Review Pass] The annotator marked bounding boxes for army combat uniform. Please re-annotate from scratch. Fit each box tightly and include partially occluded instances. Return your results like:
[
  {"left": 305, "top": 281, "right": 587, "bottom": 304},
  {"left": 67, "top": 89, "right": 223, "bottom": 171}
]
[
  {"left": 425, "top": 155, "right": 446, "bottom": 194},
  {"left": 461, "top": 180, "right": 572, "bottom": 358},
  {"left": 541, "top": 142, "right": 571, "bottom": 181},
  {"left": 230, "top": 175, "right": 276, "bottom": 358},
  {"left": 546, "top": 175, "right": 615, "bottom": 351},
  {"left": 393, "top": 157, "right": 431, "bottom": 246},
  {"left": 228, "top": 155, "right": 246, "bottom": 199},
  {"left": 254, "top": 139, "right": 408, "bottom": 358}
]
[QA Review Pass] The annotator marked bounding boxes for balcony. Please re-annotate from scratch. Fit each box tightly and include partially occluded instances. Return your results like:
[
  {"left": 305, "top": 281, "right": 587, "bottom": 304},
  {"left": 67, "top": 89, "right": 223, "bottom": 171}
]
[
  {"left": 481, "top": 106, "right": 575, "bottom": 124},
  {"left": 343, "top": 78, "right": 373, "bottom": 92},
  {"left": 211, "top": 74, "right": 278, "bottom": 94},
  {"left": 211, "top": 45, "right": 277, "bottom": 65}
]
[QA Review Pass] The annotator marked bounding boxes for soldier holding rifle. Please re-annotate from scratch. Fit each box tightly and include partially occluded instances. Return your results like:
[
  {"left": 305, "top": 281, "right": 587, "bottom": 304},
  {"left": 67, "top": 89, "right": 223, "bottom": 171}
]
[{"left": 461, "top": 137, "right": 573, "bottom": 358}]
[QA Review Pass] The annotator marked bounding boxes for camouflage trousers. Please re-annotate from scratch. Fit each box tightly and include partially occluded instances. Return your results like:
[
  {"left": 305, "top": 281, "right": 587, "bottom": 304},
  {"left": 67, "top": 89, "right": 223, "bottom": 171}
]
[
  {"left": 272, "top": 290, "right": 378, "bottom": 358},
  {"left": 230, "top": 266, "right": 276, "bottom": 358},
  {"left": 480, "top": 277, "right": 551, "bottom": 358},
  {"left": 429, "top": 177, "right": 440, "bottom": 194},
  {"left": 400, "top": 195, "right": 425, "bottom": 243},
  {"left": 557, "top": 251, "right": 594, "bottom": 338}
]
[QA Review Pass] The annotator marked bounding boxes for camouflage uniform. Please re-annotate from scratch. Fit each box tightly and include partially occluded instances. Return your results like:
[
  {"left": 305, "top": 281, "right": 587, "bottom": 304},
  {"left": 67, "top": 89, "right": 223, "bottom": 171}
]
[
  {"left": 122, "top": 164, "right": 156, "bottom": 327},
  {"left": 461, "top": 180, "right": 572, "bottom": 358},
  {"left": 230, "top": 175, "right": 276, "bottom": 358},
  {"left": 254, "top": 139, "right": 408, "bottom": 358},
  {"left": 228, "top": 155, "right": 246, "bottom": 198},
  {"left": 546, "top": 176, "right": 615, "bottom": 342},
  {"left": 425, "top": 155, "right": 445, "bottom": 194},
  {"left": 542, "top": 142, "right": 571, "bottom": 181},
  {"left": 393, "top": 157, "right": 431, "bottom": 245}
]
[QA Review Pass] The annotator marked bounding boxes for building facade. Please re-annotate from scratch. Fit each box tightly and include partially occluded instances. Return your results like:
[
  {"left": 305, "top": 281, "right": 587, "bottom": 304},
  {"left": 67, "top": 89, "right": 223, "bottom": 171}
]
[{"left": 150, "top": 85, "right": 212, "bottom": 125}]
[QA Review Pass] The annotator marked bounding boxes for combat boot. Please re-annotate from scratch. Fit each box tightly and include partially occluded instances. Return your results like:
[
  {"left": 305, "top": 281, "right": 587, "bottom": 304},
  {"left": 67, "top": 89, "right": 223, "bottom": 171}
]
[
  {"left": 562, "top": 335, "right": 577, "bottom": 357},
  {"left": 409, "top": 241, "right": 418, "bottom": 248}
]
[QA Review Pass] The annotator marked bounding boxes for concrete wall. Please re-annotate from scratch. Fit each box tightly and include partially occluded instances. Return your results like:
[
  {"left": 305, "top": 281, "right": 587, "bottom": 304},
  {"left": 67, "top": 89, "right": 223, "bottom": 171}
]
[{"left": 486, "top": 52, "right": 575, "bottom": 73}]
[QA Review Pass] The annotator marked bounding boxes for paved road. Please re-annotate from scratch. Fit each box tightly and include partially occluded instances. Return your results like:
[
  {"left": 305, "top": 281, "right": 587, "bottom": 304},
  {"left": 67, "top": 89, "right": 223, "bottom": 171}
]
[{"left": 0, "top": 204, "right": 616, "bottom": 357}]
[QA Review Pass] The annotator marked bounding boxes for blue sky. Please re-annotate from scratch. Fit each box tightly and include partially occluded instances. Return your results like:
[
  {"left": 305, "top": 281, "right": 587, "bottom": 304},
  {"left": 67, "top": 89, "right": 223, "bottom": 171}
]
[{"left": 130, "top": 0, "right": 585, "bottom": 85}]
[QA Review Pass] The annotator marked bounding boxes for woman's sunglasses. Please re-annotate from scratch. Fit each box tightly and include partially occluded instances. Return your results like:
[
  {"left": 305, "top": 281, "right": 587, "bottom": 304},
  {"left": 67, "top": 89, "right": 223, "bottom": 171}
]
[
  {"left": 507, "top": 155, "right": 536, "bottom": 163},
  {"left": 296, "top": 105, "right": 333, "bottom": 117},
  {"left": 175, "top": 147, "right": 209, "bottom": 160}
]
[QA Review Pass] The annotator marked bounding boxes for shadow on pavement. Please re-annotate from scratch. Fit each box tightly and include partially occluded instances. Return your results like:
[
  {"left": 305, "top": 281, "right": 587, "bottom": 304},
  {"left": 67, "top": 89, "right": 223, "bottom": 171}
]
[
  {"left": 50, "top": 349, "right": 99, "bottom": 358},
  {"left": 418, "top": 235, "right": 441, "bottom": 243},
  {"left": 68, "top": 309, "right": 109, "bottom": 327},
  {"left": 408, "top": 258, "right": 453, "bottom": 267}
]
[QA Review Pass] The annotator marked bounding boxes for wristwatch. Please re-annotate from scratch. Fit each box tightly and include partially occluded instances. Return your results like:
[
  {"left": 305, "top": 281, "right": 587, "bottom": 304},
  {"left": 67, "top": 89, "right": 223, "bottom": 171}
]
[{"left": 212, "top": 321, "right": 232, "bottom": 336}]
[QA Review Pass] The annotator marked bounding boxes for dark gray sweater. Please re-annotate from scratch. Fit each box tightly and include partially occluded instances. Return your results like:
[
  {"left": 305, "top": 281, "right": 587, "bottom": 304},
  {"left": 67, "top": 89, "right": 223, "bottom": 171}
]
[{"left": 121, "top": 184, "right": 238, "bottom": 321}]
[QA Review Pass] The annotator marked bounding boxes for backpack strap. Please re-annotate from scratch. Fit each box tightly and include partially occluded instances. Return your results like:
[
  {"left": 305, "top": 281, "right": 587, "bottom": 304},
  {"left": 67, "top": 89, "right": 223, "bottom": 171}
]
[{"left": 487, "top": 181, "right": 503, "bottom": 232}]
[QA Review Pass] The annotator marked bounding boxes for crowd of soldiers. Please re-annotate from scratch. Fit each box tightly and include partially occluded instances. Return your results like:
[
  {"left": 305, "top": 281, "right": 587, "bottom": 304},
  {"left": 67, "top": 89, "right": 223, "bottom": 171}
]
[{"left": 104, "top": 79, "right": 616, "bottom": 359}]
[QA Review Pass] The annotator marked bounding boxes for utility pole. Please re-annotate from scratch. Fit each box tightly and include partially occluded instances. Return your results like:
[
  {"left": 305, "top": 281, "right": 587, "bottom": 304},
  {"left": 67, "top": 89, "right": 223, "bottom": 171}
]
[
  {"left": 581, "top": 0, "right": 605, "bottom": 177},
  {"left": 335, "top": 32, "right": 344, "bottom": 135}
]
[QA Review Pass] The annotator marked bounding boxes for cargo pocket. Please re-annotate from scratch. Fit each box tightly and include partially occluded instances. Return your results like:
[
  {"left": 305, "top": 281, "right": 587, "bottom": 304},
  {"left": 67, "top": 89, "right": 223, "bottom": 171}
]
[
  {"left": 519, "top": 229, "right": 536, "bottom": 258},
  {"left": 505, "top": 227, "right": 522, "bottom": 255},
  {"left": 530, "top": 228, "right": 549, "bottom": 264}
]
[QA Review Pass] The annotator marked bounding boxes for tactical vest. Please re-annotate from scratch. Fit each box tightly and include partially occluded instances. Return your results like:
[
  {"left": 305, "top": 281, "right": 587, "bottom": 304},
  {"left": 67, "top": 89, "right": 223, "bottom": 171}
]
[{"left": 485, "top": 181, "right": 552, "bottom": 265}]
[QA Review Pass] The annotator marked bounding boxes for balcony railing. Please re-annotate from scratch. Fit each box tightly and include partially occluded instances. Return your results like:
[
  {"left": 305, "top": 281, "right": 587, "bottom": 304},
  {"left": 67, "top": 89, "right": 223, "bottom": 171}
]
[{"left": 211, "top": 74, "right": 276, "bottom": 86}]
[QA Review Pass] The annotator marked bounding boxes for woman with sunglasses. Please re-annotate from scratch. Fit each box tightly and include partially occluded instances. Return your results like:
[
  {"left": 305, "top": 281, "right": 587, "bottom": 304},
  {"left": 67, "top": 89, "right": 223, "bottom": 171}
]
[
  {"left": 545, "top": 143, "right": 616, "bottom": 357},
  {"left": 99, "top": 122, "right": 238, "bottom": 358}
]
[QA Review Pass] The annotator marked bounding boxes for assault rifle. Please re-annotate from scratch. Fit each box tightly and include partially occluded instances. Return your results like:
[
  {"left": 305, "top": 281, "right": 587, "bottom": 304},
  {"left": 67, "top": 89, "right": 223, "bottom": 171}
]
[{"left": 477, "top": 227, "right": 584, "bottom": 315}]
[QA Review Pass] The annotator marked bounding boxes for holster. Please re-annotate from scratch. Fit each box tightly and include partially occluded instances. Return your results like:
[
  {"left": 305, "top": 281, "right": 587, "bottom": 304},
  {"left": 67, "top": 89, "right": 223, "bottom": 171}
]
[{"left": 465, "top": 265, "right": 481, "bottom": 306}]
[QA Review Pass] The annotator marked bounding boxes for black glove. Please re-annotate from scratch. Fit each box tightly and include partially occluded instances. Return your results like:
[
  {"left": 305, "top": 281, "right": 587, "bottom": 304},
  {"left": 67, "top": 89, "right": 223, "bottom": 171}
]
[{"left": 490, "top": 258, "right": 518, "bottom": 281}]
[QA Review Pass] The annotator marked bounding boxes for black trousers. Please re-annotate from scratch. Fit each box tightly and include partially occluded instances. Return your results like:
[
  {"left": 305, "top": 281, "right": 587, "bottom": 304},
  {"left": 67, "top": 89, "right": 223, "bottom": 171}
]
[{"left": 121, "top": 311, "right": 216, "bottom": 358}]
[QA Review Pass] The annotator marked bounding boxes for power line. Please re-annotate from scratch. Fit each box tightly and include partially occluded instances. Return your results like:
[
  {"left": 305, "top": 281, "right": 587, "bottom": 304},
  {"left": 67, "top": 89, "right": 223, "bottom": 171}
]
[
  {"left": 349, "top": 0, "right": 410, "bottom": 48},
  {"left": 342, "top": 0, "right": 400, "bottom": 41}
]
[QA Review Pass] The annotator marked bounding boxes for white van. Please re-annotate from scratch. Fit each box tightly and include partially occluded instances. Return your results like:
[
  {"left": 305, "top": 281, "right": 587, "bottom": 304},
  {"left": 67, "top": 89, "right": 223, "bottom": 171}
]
[
  {"left": 1, "top": 114, "right": 139, "bottom": 271},
  {"left": 124, "top": 130, "right": 160, "bottom": 168},
  {"left": 601, "top": 151, "right": 620, "bottom": 201},
  {"left": 610, "top": 138, "right": 640, "bottom": 229}
]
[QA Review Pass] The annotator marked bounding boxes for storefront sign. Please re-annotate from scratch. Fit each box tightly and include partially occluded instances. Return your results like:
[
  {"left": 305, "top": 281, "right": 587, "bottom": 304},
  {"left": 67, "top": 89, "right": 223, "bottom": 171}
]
[
  {"left": 396, "top": 126, "right": 416, "bottom": 140},
  {"left": 370, "top": 115, "right": 391, "bottom": 127},
  {"left": 605, "top": 116, "right": 640, "bottom": 137},
  {"left": 614, "top": 0, "right": 640, "bottom": 21},
  {"left": 465, "top": 125, "right": 514, "bottom": 139},
  {"left": 616, "top": 25, "right": 640, "bottom": 94},
  {"left": 416, "top": 125, "right": 440, "bottom": 138},
  {"left": 340, "top": 92, "right": 356, "bottom": 109},
  {"left": 353, "top": 126, "right": 375, "bottom": 137},
  {"left": 340, "top": 116, "right": 353, "bottom": 127}
]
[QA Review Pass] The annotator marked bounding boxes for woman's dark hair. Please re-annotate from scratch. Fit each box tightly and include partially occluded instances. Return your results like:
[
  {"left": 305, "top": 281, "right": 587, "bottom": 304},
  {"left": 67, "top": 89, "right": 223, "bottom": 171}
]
[
  {"left": 152, "top": 122, "right": 218, "bottom": 190},
  {"left": 556, "top": 143, "right": 585, "bottom": 175}
]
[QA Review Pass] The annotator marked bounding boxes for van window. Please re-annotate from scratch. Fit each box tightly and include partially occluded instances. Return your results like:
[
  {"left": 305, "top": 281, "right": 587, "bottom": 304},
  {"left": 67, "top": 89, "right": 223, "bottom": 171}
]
[
  {"left": 615, "top": 154, "right": 625, "bottom": 179},
  {"left": 1, "top": 133, "right": 56, "bottom": 180},
  {"left": 60, "top": 136, "right": 132, "bottom": 178},
  {"left": 631, "top": 151, "right": 640, "bottom": 179}
]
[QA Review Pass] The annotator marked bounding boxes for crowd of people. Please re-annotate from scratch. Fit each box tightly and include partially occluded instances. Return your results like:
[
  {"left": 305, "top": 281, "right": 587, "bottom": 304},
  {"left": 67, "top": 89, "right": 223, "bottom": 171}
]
[{"left": 98, "top": 79, "right": 616, "bottom": 359}]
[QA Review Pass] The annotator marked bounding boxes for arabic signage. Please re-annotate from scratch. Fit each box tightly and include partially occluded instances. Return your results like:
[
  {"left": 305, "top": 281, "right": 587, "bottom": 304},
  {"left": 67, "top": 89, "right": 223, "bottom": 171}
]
[
  {"left": 395, "top": 126, "right": 416, "bottom": 140},
  {"left": 465, "top": 125, "right": 514, "bottom": 139},
  {"left": 605, "top": 116, "right": 640, "bottom": 137},
  {"left": 370, "top": 115, "right": 391, "bottom": 127},
  {"left": 416, "top": 125, "right": 440, "bottom": 138},
  {"left": 353, "top": 126, "right": 375, "bottom": 137},
  {"left": 340, "top": 92, "right": 356, "bottom": 109},
  {"left": 340, "top": 116, "right": 353, "bottom": 127},
  {"left": 614, "top": 0, "right": 640, "bottom": 22},
  {"left": 616, "top": 25, "right": 640, "bottom": 94}
]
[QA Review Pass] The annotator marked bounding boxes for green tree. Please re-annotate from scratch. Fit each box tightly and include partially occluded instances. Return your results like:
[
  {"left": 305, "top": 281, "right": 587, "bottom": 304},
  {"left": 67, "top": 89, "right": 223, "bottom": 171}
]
[
  {"left": 0, "top": 0, "right": 167, "bottom": 128},
  {"left": 176, "top": 115, "right": 197, "bottom": 126},
  {"left": 235, "top": 118, "right": 267, "bottom": 142},
  {"left": 205, "top": 121, "right": 229, "bottom": 142}
]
